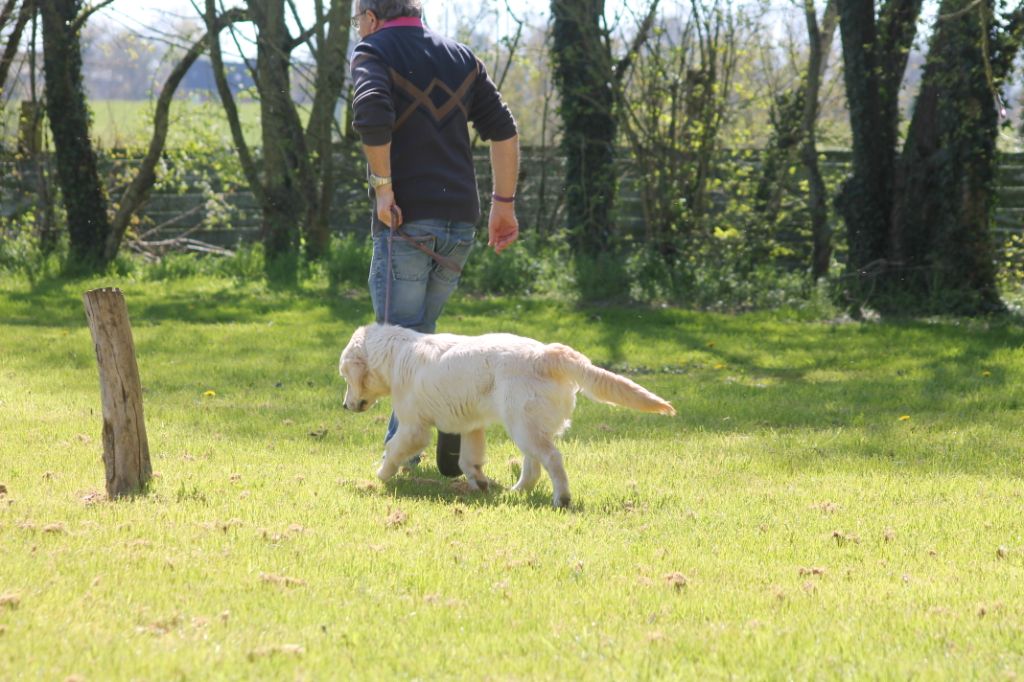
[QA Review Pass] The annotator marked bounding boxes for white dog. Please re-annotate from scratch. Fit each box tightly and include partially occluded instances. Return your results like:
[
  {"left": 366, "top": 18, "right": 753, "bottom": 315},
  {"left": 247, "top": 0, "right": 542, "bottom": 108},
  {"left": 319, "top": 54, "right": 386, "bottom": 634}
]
[{"left": 339, "top": 323, "right": 676, "bottom": 507}]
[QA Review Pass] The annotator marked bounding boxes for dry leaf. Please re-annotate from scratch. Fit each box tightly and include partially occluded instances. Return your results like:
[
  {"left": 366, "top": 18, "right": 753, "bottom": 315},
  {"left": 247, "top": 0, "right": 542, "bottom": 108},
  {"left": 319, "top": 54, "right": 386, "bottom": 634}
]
[
  {"left": 798, "top": 567, "right": 826, "bottom": 577},
  {"left": 385, "top": 509, "right": 407, "bottom": 527},
  {"left": 247, "top": 644, "right": 304, "bottom": 661},
  {"left": 259, "top": 572, "right": 305, "bottom": 588},
  {"left": 664, "top": 572, "right": 688, "bottom": 590}
]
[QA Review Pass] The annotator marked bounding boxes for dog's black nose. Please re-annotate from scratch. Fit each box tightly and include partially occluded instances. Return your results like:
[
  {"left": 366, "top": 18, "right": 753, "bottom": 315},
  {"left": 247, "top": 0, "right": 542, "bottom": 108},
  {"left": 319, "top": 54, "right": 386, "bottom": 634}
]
[{"left": 342, "top": 403, "right": 349, "bottom": 411}]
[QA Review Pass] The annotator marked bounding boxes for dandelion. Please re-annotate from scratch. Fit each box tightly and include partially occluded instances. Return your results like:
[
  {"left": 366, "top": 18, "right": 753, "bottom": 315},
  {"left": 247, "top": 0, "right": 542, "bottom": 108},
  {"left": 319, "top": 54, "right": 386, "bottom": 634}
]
[
  {"left": 982, "top": 370, "right": 991, "bottom": 377},
  {"left": 203, "top": 390, "right": 216, "bottom": 397},
  {"left": 898, "top": 415, "right": 910, "bottom": 421},
  {"left": 714, "top": 363, "right": 725, "bottom": 370}
]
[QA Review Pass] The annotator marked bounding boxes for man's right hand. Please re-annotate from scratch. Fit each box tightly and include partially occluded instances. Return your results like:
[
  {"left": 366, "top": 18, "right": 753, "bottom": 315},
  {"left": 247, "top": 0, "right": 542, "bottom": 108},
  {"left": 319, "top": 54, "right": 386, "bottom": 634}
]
[
  {"left": 375, "top": 187, "right": 403, "bottom": 228},
  {"left": 488, "top": 202, "right": 518, "bottom": 253}
]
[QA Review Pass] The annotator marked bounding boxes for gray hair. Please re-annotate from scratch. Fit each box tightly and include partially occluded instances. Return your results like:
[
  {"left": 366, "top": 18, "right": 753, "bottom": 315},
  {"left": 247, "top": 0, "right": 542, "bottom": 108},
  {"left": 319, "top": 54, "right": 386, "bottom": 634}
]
[{"left": 356, "top": 0, "right": 422, "bottom": 20}]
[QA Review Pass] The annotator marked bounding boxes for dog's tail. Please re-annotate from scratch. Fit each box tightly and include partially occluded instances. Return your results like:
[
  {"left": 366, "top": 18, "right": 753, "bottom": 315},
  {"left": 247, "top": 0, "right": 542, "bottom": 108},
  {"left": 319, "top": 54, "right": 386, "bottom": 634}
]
[{"left": 543, "top": 343, "right": 676, "bottom": 416}]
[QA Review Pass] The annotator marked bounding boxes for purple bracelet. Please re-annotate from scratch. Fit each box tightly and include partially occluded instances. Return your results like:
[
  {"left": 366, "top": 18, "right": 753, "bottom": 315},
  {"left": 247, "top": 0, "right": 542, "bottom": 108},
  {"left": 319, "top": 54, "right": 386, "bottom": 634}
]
[{"left": 491, "top": 193, "right": 516, "bottom": 203}]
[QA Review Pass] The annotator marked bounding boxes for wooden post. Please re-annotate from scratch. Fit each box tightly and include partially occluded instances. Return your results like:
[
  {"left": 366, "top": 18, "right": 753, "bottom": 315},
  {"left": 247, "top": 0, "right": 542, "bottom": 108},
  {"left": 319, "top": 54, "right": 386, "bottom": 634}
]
[{"left": 83, "top": 288, "right": 152, "bottom": 498}]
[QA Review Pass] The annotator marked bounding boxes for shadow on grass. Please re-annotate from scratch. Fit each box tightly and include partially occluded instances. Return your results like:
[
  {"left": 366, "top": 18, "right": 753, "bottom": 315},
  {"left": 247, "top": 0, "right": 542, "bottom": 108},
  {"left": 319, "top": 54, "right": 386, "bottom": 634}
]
[
  {"left": 6, "top": 275, "right": 1024, "bottom": 478},
  {"left": 375, "top": 472, "right": 556, "bottom": 509},
  {"left": 1, "top": 275, "right": 371, "bottom": 328}
]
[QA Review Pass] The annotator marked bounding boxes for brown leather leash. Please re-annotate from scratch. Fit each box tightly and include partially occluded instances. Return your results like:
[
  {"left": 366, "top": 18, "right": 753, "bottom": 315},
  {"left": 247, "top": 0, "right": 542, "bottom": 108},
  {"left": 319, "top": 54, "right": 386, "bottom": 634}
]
[{"left": 382, "top": 206, "right": 462, "bottom": 325}]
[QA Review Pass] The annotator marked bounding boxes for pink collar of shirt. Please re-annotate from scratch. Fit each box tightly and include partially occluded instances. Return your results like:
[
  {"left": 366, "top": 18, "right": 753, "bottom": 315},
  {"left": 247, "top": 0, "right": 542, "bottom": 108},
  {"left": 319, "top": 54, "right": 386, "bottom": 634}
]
[{"left": 379, "top": 17, "right": 423, "bottom": 30}]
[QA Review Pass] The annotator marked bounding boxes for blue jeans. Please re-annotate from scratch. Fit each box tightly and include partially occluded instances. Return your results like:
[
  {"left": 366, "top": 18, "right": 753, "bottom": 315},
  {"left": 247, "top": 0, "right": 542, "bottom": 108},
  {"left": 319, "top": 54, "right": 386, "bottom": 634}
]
[{"left": 368, "top": 219, "right": 476, "bottom": 458}]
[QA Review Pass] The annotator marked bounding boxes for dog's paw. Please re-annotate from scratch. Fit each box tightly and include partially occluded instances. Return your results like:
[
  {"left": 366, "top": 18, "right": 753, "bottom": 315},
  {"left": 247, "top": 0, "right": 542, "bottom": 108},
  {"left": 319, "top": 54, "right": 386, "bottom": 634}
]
[
  {"left": 465, "top": 476, "right": 489, "bottom": 493},
  {"left": 553, "top": 493, "right": 572, "bottom": 509},
  {"left": 376, "top": 461, "right": 399, "bottom": 482}
]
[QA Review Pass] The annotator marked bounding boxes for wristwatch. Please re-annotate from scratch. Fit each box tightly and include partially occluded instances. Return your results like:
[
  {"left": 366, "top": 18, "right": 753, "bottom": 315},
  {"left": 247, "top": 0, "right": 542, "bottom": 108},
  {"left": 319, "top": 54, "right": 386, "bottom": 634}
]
[{"left": 368, "top": 173, "right": 392, "bottom": 188}]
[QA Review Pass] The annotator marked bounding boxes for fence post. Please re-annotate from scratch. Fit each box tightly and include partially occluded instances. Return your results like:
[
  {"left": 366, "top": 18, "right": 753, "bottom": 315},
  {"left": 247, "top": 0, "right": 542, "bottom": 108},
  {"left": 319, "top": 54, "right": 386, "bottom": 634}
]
[{"left": 82, "top": 288, "right": 152, "bottom": 498}]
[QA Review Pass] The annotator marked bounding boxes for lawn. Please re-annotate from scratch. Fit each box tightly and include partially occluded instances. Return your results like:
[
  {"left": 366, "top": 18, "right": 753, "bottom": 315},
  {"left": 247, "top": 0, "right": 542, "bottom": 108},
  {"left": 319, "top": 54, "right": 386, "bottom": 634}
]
[{"left": 1, "top": 274, "right": 1024, "bottom": 679}]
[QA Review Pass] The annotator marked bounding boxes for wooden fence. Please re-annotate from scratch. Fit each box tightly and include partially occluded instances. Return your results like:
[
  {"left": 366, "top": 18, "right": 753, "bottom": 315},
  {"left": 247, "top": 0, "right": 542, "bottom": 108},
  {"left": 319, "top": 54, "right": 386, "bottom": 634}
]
[{"left": 3, "top": 148, "right": 1024, "bottom": 254}]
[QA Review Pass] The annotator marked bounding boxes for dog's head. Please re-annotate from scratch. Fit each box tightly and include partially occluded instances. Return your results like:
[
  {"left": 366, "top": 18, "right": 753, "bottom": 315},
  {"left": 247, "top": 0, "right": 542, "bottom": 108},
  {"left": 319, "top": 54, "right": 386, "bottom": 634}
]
[{"left": 339, "top": 325, "right": 389, "bottom": 412}]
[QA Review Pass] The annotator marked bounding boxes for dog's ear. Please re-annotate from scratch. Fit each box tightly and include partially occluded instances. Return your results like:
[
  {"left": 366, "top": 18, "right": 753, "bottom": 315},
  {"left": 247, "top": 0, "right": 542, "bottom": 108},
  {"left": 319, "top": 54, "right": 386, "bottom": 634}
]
[
  {"left": 340, "top": 326, "right": 369, "bottom": 388},
  {"left": 346, "top": 356, "right": 366, "bottom": 391}
]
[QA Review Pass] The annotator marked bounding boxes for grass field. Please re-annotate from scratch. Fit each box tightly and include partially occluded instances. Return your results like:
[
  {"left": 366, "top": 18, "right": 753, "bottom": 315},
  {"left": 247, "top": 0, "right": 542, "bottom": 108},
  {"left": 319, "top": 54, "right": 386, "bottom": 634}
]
[
  {"left": 2, "top": 274, "right": 1024, "bottom": 679},
  {"left": 89, "top": 99, "right": 263, "bottom": 150},
  {"left": 2, "top": 100, "right": 264, "bottom": 151}
]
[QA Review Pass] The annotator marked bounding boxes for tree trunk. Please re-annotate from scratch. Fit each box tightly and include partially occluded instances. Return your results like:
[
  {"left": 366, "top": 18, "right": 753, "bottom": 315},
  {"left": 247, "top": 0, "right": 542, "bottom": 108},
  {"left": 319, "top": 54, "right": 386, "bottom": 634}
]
[
  {"left": 836, "top": 0, "right": 922, "bottom": 309},
  {"left": 804, "top": 0, "right": 838, "bottom": 280},
  {"left": 894, "top": 0, "right": 1016, "bottom": 314},
  {"left": 251, "top": 0, "right": 309, "bottom": 284},
  {"left": 304, "top": 0, "right": 353, "bottom": 262},
  {"left": 551, "top": 0, "right": 617, "bottom": 258},
  {"left": 82, "top": 288, "right": 152, "bottom": 499},
  {"left": 40, "top": 0, "right": 112, "bottom": 274}
]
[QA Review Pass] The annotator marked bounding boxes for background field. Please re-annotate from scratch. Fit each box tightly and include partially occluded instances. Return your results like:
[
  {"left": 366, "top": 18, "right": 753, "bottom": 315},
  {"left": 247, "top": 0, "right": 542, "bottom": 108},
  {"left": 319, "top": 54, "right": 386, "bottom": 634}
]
[
  {"left": 2, "top": 274, "right": 1024, "bottom": 679},
  {"left": 1, "top": 100, "right": 265, "bottom": 151}
]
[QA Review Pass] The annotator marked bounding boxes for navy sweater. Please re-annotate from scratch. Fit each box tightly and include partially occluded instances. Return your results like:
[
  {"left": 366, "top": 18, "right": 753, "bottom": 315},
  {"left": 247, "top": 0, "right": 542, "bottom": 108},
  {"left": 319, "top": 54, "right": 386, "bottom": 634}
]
[{"left": 350, "top": 19, "right": 517, "bottom": 232}]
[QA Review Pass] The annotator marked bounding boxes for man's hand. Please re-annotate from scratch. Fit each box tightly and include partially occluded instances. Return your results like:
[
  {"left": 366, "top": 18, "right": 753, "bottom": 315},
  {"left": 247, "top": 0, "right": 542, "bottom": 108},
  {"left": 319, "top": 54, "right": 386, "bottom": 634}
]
[
  {"left": 488, "top": 202, "right": 518, "bottom": 253},
  {"left": 375, "top": 187, "right": 403, "bottom": 228}
]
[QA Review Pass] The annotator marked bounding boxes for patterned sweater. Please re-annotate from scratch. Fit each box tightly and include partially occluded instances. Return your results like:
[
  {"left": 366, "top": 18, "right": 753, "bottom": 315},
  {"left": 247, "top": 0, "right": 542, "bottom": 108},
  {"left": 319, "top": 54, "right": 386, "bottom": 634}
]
[{"left": 350, "top": 17, "right": 517, "bottom": 232}]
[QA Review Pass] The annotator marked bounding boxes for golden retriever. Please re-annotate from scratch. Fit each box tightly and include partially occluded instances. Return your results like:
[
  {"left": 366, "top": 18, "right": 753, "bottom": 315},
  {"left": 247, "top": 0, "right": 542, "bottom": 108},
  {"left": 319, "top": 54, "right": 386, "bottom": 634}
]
[{"left": 339, "top": 323, "right": 676, "bottom": 507}]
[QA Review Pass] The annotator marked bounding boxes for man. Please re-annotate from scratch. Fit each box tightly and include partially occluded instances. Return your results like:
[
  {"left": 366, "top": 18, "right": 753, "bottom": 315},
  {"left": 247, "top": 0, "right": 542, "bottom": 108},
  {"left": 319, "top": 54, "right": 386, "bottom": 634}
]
[{"left": 350, "top": 0, "right": 520, "bottom": 476}]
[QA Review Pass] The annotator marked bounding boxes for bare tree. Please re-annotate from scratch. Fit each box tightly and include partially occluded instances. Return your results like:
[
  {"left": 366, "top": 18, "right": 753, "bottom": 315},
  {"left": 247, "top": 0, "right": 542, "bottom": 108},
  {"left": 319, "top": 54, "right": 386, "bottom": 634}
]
[
  {"left": 0, "top": 0, "right": 33, "bottom": 98},
  {"left": 801, "top": 0, "right": 838, "bottom": 279},
  {"left": 618, "top": 1, "right": 740, "bottom": 260},
  {"left": 203, "top": 0, "right": 353, "bottom": 283}
]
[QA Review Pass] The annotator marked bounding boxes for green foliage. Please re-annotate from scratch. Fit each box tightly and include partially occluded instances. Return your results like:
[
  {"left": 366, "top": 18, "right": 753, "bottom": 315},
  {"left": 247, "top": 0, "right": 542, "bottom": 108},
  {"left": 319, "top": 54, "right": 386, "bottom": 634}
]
[
  {"left": 324, "top": 233, "right": 372, "bottom": 291},
  {"left": 460, "top": 232, "right": 573, "bottom": 297},
  {"left": 140, "top": 244, "right": 264, "bottom": 283},
  {"left": 0, "top": 218, "right": 62, "bottom": 284}
]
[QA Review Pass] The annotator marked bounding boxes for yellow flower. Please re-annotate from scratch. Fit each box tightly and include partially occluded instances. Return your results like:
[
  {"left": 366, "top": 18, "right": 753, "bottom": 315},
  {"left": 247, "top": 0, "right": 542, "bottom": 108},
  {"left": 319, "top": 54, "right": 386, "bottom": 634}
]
[
  {"left": 898, "top": 415, "right": 910, "bottom": 421},
  {"left": 203, "top": 390, "right": 217, "bottom": 397},
  {"left": 982, "top": 370, "right": 991, "bottom": 377},
  {"left": 714, "top": 363, "right": 725, "bottom": 370}
]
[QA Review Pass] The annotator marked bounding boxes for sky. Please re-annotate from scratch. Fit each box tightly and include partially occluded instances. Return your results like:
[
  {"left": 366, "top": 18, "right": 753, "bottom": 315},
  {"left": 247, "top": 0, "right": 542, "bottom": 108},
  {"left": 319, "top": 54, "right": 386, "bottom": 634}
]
[
  {"left": 95, "top": 0, "right": 561, "bottom": 61},
  {"left": 102, "top": 0, "right": 555, "bottom": 36}
]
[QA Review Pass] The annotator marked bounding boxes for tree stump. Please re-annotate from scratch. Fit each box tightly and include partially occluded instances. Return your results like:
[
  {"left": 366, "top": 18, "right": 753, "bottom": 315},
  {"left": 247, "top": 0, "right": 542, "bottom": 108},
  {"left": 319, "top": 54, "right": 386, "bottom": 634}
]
[{"left": 82, "top": 288, "right": 152, "bottom": 498}]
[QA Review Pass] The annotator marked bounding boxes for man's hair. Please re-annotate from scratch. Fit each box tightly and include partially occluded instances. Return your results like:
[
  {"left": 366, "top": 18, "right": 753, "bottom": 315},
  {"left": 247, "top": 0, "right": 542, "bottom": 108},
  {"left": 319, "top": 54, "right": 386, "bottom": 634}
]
[{"left": 357, "top": 0, "right": 422, "bottom": 20}]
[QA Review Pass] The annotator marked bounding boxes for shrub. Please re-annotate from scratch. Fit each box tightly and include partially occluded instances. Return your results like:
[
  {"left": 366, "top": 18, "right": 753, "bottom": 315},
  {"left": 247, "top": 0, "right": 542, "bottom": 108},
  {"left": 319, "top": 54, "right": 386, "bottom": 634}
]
[{"left": 325, "top": 232, "right": 372, "bottom": 291}]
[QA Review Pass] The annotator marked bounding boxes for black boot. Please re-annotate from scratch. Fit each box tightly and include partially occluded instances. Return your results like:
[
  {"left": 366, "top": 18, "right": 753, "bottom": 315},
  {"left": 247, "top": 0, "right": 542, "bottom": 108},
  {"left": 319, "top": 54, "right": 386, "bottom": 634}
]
[{"left": 435, "top": 431, "right": 462, "bottom": 478}]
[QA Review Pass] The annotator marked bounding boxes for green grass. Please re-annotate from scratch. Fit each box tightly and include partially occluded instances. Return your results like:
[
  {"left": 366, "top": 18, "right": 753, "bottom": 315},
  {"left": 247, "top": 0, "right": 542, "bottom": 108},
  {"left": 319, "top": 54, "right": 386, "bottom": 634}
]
[
  {"left": 89, "top": 99, "right": 261, "bottom": 150},
  {"left": 2, "top": 274, "right": 1024, "bottom": 679},
  {"left": 3, "top": 99, "right": 264, "bottom": 151}
]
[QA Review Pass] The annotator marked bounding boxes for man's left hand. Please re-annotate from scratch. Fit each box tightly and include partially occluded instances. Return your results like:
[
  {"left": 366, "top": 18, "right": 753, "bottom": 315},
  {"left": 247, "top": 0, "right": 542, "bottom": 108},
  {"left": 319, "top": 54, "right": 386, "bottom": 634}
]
[{"left": 488, "top": 202, "right": 518, "bottom": 253}]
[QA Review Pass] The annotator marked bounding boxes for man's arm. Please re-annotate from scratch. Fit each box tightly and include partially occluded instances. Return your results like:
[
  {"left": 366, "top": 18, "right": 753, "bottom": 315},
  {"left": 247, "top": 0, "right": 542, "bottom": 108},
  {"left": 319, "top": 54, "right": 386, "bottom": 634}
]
[
  {"left": 488, "top": 134, "right": 519, "bottom": 253},
  {"left": 363, "top": 143, "right": 401, "bottom": 228}
]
